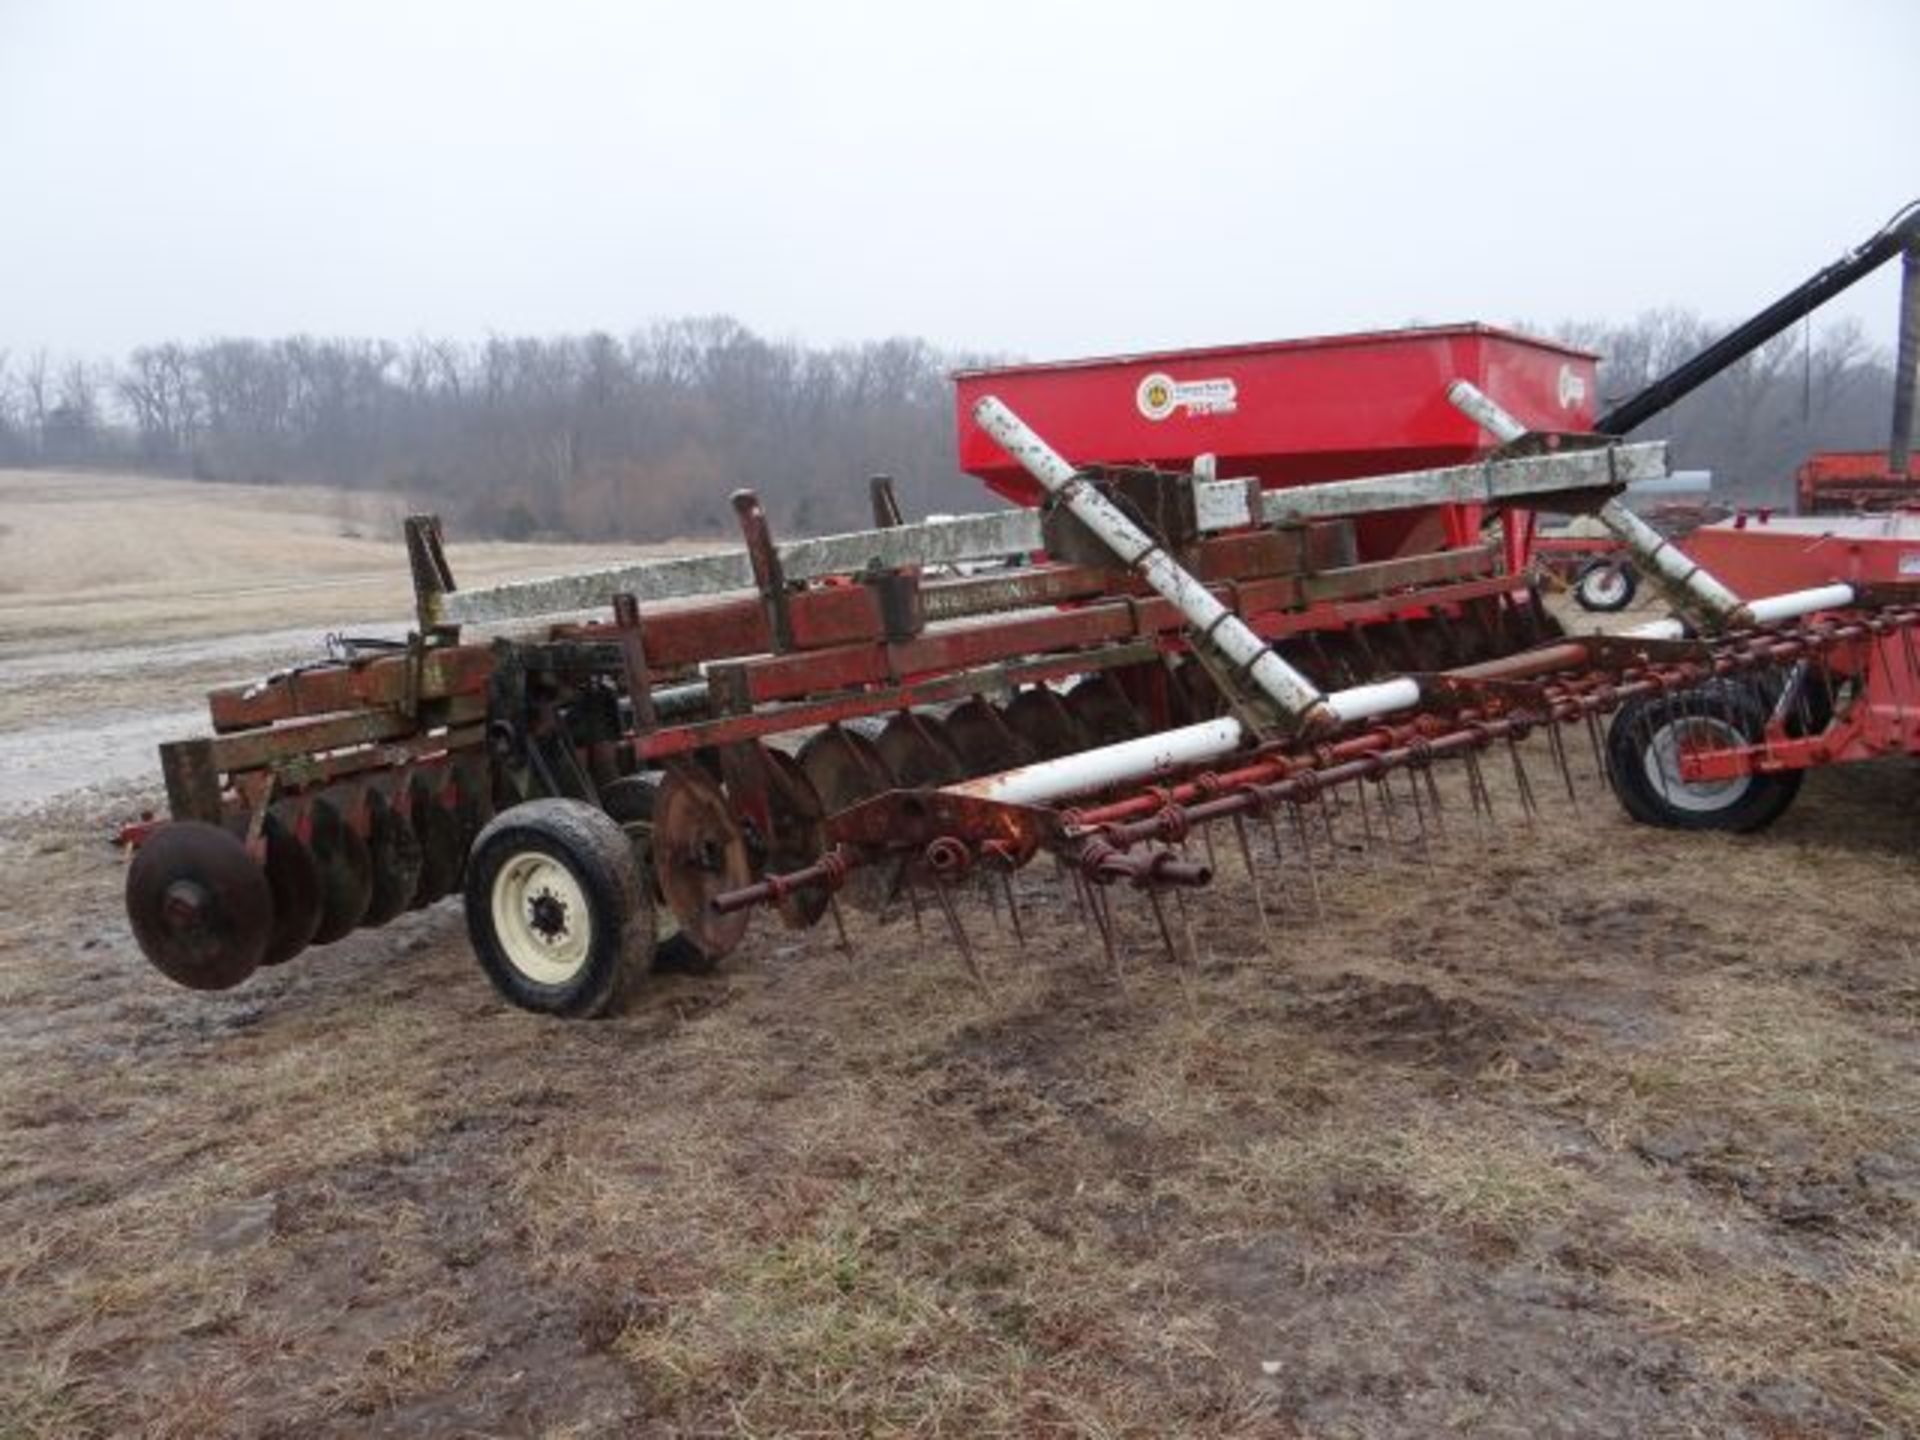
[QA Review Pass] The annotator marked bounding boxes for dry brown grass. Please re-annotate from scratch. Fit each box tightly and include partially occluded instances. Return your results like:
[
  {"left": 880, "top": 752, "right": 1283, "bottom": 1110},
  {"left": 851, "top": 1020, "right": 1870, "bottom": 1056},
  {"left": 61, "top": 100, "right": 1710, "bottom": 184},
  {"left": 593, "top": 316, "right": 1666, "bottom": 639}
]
[{"left": 6, "top": 769, "right": 1920, "bottom": 1435}]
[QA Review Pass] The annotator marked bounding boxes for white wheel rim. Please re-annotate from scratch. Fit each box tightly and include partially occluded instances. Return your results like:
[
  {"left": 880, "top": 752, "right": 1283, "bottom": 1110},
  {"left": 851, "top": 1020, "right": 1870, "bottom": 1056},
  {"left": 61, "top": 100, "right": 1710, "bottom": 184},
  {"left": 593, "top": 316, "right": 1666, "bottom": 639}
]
[
  {"left": 1642, "top": 716, "right": 1751, "bottom": 814},
  {"left": 1581, "top": 567, "right": 1628, "bottom": 606},
  {"left": 490, "top": 850, "right": 593, "bottom": 985}
]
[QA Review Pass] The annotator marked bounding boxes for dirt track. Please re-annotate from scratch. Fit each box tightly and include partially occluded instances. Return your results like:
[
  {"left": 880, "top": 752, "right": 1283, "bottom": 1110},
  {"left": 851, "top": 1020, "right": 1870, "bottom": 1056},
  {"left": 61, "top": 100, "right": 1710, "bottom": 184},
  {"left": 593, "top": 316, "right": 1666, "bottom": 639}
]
[{"left": 3, "top": 474, "right": 1919, "bottom": 1437}]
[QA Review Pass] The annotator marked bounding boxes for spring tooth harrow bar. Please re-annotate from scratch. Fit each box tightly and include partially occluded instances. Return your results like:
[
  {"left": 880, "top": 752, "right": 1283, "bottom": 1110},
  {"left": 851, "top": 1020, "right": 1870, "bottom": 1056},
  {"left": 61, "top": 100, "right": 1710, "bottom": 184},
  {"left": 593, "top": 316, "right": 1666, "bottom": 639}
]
[{"left": 120, "top": 204, "right": 1920, "bottom": 1015}]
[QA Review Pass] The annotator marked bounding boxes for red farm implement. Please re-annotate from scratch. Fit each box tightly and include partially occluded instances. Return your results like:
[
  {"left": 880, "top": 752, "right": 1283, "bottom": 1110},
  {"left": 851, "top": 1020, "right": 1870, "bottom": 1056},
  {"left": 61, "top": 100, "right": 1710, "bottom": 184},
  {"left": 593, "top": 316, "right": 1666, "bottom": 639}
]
[{"left": 122, "top": 202, "right": 1920, "bottom": 1014}]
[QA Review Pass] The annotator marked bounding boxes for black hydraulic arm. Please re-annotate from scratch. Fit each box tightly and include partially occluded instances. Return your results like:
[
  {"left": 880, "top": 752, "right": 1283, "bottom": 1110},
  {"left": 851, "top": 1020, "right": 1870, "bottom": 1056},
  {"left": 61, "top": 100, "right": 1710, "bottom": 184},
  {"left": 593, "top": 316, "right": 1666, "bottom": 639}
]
[{"left": 1594, "top": 200, "right": 1920, "bottom": 438}]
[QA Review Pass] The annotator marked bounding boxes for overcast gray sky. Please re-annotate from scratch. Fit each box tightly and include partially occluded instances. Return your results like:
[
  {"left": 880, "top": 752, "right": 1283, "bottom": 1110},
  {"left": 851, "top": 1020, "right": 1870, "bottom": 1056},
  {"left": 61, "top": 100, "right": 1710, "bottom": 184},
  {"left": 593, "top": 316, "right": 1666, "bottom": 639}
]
[{"left": 3, "top": 0, "right": 1915, "bottom": 361}]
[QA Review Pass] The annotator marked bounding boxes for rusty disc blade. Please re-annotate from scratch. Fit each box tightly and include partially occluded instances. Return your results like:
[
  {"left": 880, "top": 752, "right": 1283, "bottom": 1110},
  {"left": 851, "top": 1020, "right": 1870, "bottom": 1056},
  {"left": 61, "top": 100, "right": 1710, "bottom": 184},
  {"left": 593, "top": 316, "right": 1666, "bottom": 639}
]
[
  {"left": 126, "top": 820, "right": 271, "bottom": 991},
  {"left": 875, "top": 712, "right": 962, "bottom": 789},
  {"left": 361, "top": 788, "right": 426, "bottom": 929},
  {"left": 653, "top": 765, "right": 754, "bottom": 958},
  {"left": 307, "top": 796, "right": 374, "bottom": 945},
  {"left": 942, "top": 696, "right": 1036, "bottom": 779},
  {"left": 253, "top": 811, "right": 322, "bottom": 966},
  {"left": 759, "top": 746, "right": 830, "bottom": 930},
  {"left": 1001, "top": 686, "right": 1086, "bottom": 760},
  {"left": 1064, "top": 673, "right": 1143, "bottom": 747},
  {"left": 408, "top": 775, "right": 464, "bottom": 908},
  {"left": 797, "top": 721, "right": 897, "bottom": 908}
]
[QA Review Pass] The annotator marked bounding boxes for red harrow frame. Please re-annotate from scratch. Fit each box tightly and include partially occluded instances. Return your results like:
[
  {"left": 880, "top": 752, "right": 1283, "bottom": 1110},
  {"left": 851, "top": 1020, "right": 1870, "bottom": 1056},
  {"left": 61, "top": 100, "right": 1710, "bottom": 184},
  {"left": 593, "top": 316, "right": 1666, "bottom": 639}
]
[{"left": 122, "top": 205, "right": 1920, "bottom": 1015}]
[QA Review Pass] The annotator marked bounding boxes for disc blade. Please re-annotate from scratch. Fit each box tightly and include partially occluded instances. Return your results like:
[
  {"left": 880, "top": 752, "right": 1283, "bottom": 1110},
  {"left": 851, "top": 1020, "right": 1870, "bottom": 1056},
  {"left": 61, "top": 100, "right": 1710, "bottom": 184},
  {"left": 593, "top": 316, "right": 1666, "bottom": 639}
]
[
  {"left": 797, "top": 722, "right": 895, "bottom": 909},
  {"left": 307, "top": 796, "right": 373, "bottom": 945},
  {"left": 126, "top": 820, "right": 271, "bottom": 991},
  {"left": 360, "top": 788, "right": 424, "bottom": 929},
  {"left": 942, "top": 697, "right": 1036, "bottom": 779},
  {"left": 408, "top": 774, "right": 463, "bottom": 908},
  {"left": 653, "top": 765, "right": 754, "bottom": 958},
  {"left": 874, "top": 712, "right": 962, "bottom": 789},
  {"left": 1001, "top": 686, "right": 1086, "bottom": 760},
  {"left": 759, "top": 746, "right": 830, "bottom": 929},
  {"left": 1063, "top": 674, "right": 1143, "bottom": 747},
  {"left": 254, "top": 812, "right": 322, "bottom": 966}
]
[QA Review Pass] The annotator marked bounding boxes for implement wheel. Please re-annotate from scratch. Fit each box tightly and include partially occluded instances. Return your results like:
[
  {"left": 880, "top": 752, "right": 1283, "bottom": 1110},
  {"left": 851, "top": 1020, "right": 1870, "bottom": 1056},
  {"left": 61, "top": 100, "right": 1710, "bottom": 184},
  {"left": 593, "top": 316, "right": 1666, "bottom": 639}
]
[
  {"left": 1606, "top": 682, "right": 1803, "bottom": 832},
  {"left": 1573, "top": 558, "right": 1637, "bottom": 613},
  {"left": 463, "top": 798, "right": 654, "bottom": 1017}
]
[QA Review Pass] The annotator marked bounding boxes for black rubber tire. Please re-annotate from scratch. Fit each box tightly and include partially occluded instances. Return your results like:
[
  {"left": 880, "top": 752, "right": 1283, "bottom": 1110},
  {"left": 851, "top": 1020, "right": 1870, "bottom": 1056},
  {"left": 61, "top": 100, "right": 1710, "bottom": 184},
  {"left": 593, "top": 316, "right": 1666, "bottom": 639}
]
[
  {"left": 1606, "top": 681, "right": 1803, "bottom": 832},
  {"left": 463, "top": 798, "right": 653, "bottom": 1017},
  {"left": 599, "top": 776, "right": 718, "bottom": 976},
  {"left": 1573, "top": 558, "right": 1638, "bottom": 613}
]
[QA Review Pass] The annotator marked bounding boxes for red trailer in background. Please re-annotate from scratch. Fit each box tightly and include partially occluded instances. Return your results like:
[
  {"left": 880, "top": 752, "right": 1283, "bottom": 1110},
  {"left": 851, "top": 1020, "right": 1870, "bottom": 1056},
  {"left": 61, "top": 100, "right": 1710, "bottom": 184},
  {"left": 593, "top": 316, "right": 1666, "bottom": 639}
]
[
  {"left": 954, "top": 324, "right": 1598, "bottom": 575},
  {"left": 1795, "top": 450, "right": 1920, "bottom": 514}
]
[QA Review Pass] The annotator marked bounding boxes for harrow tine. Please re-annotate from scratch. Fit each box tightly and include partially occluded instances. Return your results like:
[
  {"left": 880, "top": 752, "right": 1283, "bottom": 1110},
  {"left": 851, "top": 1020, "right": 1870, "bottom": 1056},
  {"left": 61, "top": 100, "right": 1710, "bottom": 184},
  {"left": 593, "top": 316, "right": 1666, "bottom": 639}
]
[
  {"left": 1145, "top": 885, "right": 1180, "bottom": 966},
  {"left": 1090, "top": 881, "right": 1126, "bottom": 988},
  {"left": 904, "top": 872, "right": 926, "bottom": 939},
  {"left": 1055, "top": 854, "right": 1085, "bottom": 923},
  {"left": 1422, "top": 763, "right": 1447, "bottom": 837},
  {"left": 1318, "top": 791, "right": 1340, "bottom": 868},
  {"left": 931, "top": 878, "right": 991, "bottom": 997},
  {"left": 1545, "top": 721, "right": 1579, "bottom": 812},
  {"left": 1506, "top": 735, "right": 1538, "bottom": 824},
  {"left": 1148, "top": 886, "right": 1200, "bottom": 1010},
  {"left": 1377, "top": 775, "right": 1402, "bottom": 856},
  {"left": 1000, "top": 870, "right": 1026, "bottom": 952},
  {"left": 1288, "top": 802, "right": 1324, "bottom": 918},
  {"left": 1583, "top": 707, "right": 1609, "bottom": 787},
  {"left": 1261, "top": 810, "right": 1296, "bottom": 916},
  {"left": 1404, "top": 768, "right": 1435, "bottom": 873},
  {"left": 1462, "top": 750, "right": 1492, "bottom": 843},
  {"left": 1173, "top": 884, "right": 1202, "bottom": 969},
  {"left": 1231, "top": 814, "right": 1279, "bottom": 959},
  {"left": 827, "top": 894, "right": 853, "bottom": 955},
  {"left": 1354, "top": 780, "right": 1379, "bottom": 868}
]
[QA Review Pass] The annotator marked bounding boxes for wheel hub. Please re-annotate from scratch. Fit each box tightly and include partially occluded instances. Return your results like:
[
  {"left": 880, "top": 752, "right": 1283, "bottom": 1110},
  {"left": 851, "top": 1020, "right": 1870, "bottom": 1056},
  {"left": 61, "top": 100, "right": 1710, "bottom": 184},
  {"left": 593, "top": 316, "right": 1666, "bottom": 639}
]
[
  {"left": 1645, "top": 717, "right": 1752, "bottom": 812},
  {"left": 490, "top": 851, "right": 592, "bottom": 985},
  {"left": 527, "top": 889, "right": 570, "bottom": 942}
]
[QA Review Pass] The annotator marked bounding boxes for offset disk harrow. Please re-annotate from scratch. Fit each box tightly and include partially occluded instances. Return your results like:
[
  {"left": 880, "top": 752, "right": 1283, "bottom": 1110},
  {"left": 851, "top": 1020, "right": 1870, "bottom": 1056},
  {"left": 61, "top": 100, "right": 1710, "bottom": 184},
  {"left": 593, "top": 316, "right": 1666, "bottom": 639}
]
[{"left": 120, "top": 204, "right": 1920, "bottom": 1015}]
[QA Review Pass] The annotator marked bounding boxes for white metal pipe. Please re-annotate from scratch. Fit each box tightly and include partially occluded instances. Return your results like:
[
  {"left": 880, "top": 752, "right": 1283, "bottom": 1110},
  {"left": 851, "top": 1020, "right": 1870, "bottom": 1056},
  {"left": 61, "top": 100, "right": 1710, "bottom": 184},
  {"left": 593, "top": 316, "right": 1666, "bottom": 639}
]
[
  {"left": 1737, "top": 582, "right": 1855, "bottom": 626},
  {"left": 1596, "top": 498, "right": 1743, "bottom": 622},
  {"left": 945, "top": 716, "right": 1247, "bottom": 807},
  {"left": 1614, "top": 580, "right": 1855, "bottom": 641},
  {"left": 1624, "top": 617, "right": 1686, "bottom": 640},
  {"left": 1445, "top": 380, "right": 1527, "bottom": 444},
  {"left": 1321, "top": 677, "right": 1422, "bottom": 727},
  {"left": 974, "top": 394, "right": 1331, "bottom": 725}
]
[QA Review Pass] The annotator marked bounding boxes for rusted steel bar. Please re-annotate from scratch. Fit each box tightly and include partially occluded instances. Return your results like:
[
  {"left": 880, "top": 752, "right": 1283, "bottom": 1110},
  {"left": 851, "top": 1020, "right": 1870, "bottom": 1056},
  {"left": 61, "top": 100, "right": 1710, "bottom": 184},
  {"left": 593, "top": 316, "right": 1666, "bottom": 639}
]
[
  {"left": 209, "top": 644, "right": 494, "bottom": 731},
  {"left": 208, "top": 694, "right": 488, "bottom": 774},
  {"left": 706, "top": 605, "right": 1920, "bottom": 918}
]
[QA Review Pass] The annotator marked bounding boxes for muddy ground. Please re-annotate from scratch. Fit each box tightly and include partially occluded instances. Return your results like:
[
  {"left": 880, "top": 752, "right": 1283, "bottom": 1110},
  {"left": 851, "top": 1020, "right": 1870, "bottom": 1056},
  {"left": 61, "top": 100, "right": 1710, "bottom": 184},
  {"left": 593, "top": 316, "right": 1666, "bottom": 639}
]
[{"left": 3, "top": 472, "right": 1919, "bottom": 1437}]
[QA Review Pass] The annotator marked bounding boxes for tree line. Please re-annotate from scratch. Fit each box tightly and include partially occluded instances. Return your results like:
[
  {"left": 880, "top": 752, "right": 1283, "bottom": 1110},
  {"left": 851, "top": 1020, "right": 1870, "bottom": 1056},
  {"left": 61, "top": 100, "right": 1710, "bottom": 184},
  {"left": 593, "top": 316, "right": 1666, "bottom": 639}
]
[{"left": 0, "top": 313, "right": 1902, "bottom": 539}]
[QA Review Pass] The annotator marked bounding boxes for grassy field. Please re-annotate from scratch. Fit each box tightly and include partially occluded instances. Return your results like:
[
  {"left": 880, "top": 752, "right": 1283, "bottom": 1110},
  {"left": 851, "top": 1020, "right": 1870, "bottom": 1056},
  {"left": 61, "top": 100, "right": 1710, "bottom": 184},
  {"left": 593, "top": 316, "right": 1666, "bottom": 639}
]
[{"left": 2, "top": 472, "right": 1918, "bottom": 1437}]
